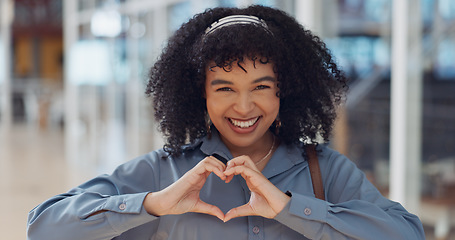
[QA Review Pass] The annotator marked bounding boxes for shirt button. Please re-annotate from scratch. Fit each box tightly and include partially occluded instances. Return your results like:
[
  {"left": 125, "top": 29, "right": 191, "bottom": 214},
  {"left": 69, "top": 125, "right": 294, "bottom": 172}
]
[
  {"left": 252, "top": 226, "right": 260, "bottom": 234},
  {"left": 304, "top": 207, "right": 312, "bottom": 216},
  {"left": 119, "top": 203, "right": 126, "bottom": 210}
]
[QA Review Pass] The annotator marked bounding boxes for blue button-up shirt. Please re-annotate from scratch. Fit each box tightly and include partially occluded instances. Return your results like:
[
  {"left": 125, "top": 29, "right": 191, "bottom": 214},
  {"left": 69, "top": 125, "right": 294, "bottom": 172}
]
[{"left": 27, "top": 131, "right": 424, "bottom": 239}]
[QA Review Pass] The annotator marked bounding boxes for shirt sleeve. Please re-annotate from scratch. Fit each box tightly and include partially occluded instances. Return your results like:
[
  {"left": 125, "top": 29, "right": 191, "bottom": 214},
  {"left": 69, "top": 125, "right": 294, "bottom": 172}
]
[
  {"left": 274, "top": 147, "right": 425, "bottom": 240},
  {"left": 27, "top": 152, "right": 162, "bottom": 240}
]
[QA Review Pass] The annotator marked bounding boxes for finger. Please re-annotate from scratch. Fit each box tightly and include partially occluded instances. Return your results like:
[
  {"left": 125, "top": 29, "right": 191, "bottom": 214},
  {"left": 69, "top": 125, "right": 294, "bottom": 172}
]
[
  {"left": 224, "top": 164, "right": 256, "bottom": 178},
  {"left": 226, "top": 155, "right": 256, "bottom": 170},
  {"left": 224, "top": 158, "right": 251, "bottom": 178},
  {"left": 224, "top": 165, "right": 271, "bottom": 193},
  {"left": 207, "top": 155, "right": 227, "bottom": 170},
  {"left": 206, "top": 156, "right": 228, "bottom": 178},
  {"left": 225, "top": 174, "right": 234, "bottom": 184},
  {"left": 193, "top": 157, "right": 227, "bottom": 180},
  {"left": 201, "top": 156, "right": 226, "bottom": 173},
  {"left": 224, "top": 204, "right": 255, "bottom": 222},
  {"left": 193, "top": 200, "right": 225, "bottom": 221},
  {"left": 204, "top": 162, "right": 227, "bottom": 181},
  {"left": 227, "top": 155, "right": 254, "bottom": 167}
]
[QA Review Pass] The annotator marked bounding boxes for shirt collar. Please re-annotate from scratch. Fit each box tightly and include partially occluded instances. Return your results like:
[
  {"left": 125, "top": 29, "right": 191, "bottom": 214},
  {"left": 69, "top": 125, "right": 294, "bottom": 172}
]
[
  {"left": 199, "top": 130, "right": 234, "bottom": 163},
  {"left": 262, "top": 142, "right": 307, "bottom": 179},
  {"left": 199, "top": 130, "right": 307, "bottom": 178}
]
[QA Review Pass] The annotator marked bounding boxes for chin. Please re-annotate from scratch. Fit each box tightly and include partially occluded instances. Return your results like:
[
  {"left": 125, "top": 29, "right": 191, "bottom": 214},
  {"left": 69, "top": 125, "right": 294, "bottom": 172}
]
[{"left": 221, "top": 130, "right": 266, "bottom": 147}]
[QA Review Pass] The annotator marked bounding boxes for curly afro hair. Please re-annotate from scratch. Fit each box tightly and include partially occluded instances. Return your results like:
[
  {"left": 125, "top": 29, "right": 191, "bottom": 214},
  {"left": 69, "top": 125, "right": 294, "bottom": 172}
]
[{"left": 146, "top": 5, "right": 348, "bottom": 156}]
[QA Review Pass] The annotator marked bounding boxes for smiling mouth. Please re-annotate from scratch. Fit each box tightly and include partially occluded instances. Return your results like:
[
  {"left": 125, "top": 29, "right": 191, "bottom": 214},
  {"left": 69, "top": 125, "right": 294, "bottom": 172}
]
[{"left": 228, "top": 117, "right": 260, "bottom": 128}]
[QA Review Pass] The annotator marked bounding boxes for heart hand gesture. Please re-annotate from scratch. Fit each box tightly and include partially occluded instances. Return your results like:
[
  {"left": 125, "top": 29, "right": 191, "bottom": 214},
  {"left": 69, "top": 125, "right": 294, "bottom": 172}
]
[{"left": 143, "top": 155, "right": 290, "bottom": 222}]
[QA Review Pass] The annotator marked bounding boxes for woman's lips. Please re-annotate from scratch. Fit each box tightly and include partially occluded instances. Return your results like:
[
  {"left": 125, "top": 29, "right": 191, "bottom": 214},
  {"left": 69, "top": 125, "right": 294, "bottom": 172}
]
[
  {"left": 228, "top": 117, "right": 260, "bottom": 128},
  {"left": 226, "top": 117, "right": 261, "bottom": 134}
]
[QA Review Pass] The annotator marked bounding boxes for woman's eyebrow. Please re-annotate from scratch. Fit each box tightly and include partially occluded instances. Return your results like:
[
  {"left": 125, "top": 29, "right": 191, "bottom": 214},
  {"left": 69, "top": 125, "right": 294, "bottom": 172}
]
[
  {"left": 210, "top": 79, "right": 233, "bottom": 85},
  {"left": 252, "top": 76, "right": 277, "bottom": 83},
  {"left": 210, "top": 76, "right": 276, "bottom": 86}
]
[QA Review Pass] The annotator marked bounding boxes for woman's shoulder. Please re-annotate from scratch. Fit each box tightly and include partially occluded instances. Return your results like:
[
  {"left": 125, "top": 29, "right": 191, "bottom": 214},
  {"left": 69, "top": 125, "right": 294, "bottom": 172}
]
[
  {"left": 313, "top": 143, "right": 369, "bottom": 187},
  {"left": 279, "top": 141, "right": 352, "bottom": 170},
  {"left": 310, "top": 143, "right": 361, "bottom": 175},
  {"left": 314, "top": 143, "right": 351, "bottom": 163},
  {"left": 124, "top": 140, "right": 205, "bottom": 169},
  {"left": 106, "top": 149, "right": 168, "bottom": 177},
  {"left": 133, "top": 139, "right": 201, "bottom": 161}
]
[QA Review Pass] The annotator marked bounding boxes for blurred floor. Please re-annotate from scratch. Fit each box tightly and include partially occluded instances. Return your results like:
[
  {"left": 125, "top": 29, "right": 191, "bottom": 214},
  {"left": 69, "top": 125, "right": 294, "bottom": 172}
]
[
  {"left": 0, "top": 124, "right": 92, "bottom": 240},
  {"left": 0, "top": 123, "right": 452, "bottom": 239}
]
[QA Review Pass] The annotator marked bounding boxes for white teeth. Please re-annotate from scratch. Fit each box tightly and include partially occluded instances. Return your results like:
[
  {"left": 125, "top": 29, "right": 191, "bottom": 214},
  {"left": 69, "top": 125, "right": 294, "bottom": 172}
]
[{"left": 230, "top": 117, "right": 259, "bottom": 128}]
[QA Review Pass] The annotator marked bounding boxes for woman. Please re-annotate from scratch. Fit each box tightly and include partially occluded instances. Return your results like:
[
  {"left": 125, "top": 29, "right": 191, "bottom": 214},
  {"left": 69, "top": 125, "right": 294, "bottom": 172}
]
[{"left": 27, "top": 5, "right": 424, "bottom": 240}]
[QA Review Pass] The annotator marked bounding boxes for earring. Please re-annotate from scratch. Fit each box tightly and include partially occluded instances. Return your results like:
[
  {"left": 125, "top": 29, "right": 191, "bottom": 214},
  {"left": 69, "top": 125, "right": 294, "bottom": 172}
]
[
  {"left": 274, "top": 118, "right": 281, "bottom": 135},
  {"left": 206, "top": 116, "right": 212, "bottom": 138}
]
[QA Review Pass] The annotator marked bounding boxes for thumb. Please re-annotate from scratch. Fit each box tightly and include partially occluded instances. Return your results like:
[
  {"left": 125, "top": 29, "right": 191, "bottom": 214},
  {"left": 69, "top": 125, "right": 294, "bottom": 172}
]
[
  {"left": 193, "top": 200, "right": 225, "bottom": 221},
  {"left": 224, "top": 204, "right": 254, "bottom": 222}
]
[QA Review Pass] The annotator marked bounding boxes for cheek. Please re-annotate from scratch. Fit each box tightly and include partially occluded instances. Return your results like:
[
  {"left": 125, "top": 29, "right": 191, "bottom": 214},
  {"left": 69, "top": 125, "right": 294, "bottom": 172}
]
[
  {"left": 206, "top": 98, "right": 215, "bottom": 115},
  {"left": 270, "top": 101, "right": 280, "bottom": 116},
  {"left": 262, "top": 95, "right": 280, "bottom": 114},
  {"left": 206, "top": 95, "right": 224, "bottom": 117}
]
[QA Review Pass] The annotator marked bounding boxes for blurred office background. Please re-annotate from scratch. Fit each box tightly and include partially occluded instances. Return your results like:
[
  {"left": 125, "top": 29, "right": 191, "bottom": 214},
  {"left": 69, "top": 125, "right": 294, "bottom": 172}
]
[{"left": 0, "top": 0, "right": 454, "bottom": 239}]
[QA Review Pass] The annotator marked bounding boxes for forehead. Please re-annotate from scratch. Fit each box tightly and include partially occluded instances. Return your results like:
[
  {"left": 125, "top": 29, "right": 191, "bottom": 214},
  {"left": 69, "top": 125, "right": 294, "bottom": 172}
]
[
  {"left": 207, "top": 56, "right": 274, "bottom": 72},
  {"left": 206, "top": 59, "right": 275, "bottom": 80}
]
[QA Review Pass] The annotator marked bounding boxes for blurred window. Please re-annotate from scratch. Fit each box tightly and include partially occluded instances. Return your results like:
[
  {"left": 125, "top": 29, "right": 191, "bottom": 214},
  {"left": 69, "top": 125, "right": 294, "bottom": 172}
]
[
  {"left": 68, "top": 40, "right": 113, "bottom": 85},
  {"left": 364, "top": 0, "right": 389, "bottom": 22},
  {"left": 440, "top": 0, "right": 455, "bottom": 19},
  {"left": 326, "top": 37, "right": 389, "bottom": 79},
  {"left": 218, "top": 0, "right": 236, "bottom": 7},
  {"left": 253, "top": 0, "right": 295, "bottom": 15},
  {"left": 0, "top": 40, "right": 4, "bottom": 84},
  {"left": 168, "top": 1, "right": 192, "bottom": 34},
  {"left": 436, "top": 38, "right": 455, "bottom": 80}
]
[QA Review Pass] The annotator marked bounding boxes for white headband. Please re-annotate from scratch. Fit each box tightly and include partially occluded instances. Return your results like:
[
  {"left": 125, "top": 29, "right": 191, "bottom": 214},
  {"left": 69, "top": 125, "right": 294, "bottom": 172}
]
[{"left": 204, "top": 15, "right": 272, "bottom": 36}]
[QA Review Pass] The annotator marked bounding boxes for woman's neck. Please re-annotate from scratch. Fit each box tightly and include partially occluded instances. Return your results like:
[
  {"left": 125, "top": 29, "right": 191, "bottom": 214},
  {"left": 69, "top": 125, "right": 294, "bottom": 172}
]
[{"left": 222, "top": 131, "right": 276, "bottom": 163}]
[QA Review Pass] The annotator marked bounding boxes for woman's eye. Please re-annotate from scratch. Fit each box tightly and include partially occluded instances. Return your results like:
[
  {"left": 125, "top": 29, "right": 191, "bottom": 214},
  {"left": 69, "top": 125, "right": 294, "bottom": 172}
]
[
  {"left": 255, "top": 85, "right": 270, "bottom": 90},
  {"left": 216, "top": 87, "right": 233, "bottom": 92}
]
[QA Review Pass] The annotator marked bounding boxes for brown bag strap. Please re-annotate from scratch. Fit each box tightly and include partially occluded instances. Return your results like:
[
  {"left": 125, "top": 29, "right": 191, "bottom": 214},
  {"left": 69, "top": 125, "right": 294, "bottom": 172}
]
[{"left": 306, "top": 145, "right": 325, "bottom": 200}]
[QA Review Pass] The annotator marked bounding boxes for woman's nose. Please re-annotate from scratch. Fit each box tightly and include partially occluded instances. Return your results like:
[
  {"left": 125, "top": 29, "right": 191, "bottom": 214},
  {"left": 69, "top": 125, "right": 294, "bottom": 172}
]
[{"left": 233, "top": 93, "right": 255, "bottom": 115}]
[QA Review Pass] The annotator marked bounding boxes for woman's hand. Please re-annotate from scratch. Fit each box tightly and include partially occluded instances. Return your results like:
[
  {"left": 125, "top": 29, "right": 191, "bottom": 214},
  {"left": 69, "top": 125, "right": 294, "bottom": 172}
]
[
  {"left": 143, "top": 156, "right": 226, "bottom": 221},
  {"left": 143, "top": 155, "right": 290, "bottom": 222},
  {"left": 223, "top": 155, "right": 291, "bottom": 222}
]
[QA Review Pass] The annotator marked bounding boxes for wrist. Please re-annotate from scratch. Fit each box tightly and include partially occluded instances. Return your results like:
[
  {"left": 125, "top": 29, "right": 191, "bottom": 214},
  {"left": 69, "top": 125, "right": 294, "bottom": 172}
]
[
  {"left": 268, "top": 187, "right": 291, "bottom": 217},
  {"left": 143, "top": 192, "right": 163, "bottom": 216},
  {"left": 276, "top": 191, "right": 291, "bottom": 213}
]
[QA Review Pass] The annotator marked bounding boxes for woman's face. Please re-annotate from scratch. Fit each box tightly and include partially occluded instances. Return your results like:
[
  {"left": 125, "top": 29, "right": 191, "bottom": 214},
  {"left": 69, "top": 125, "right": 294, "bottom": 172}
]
[{"left": 205, "top": 58, "right": 280, "bottom": 149}]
